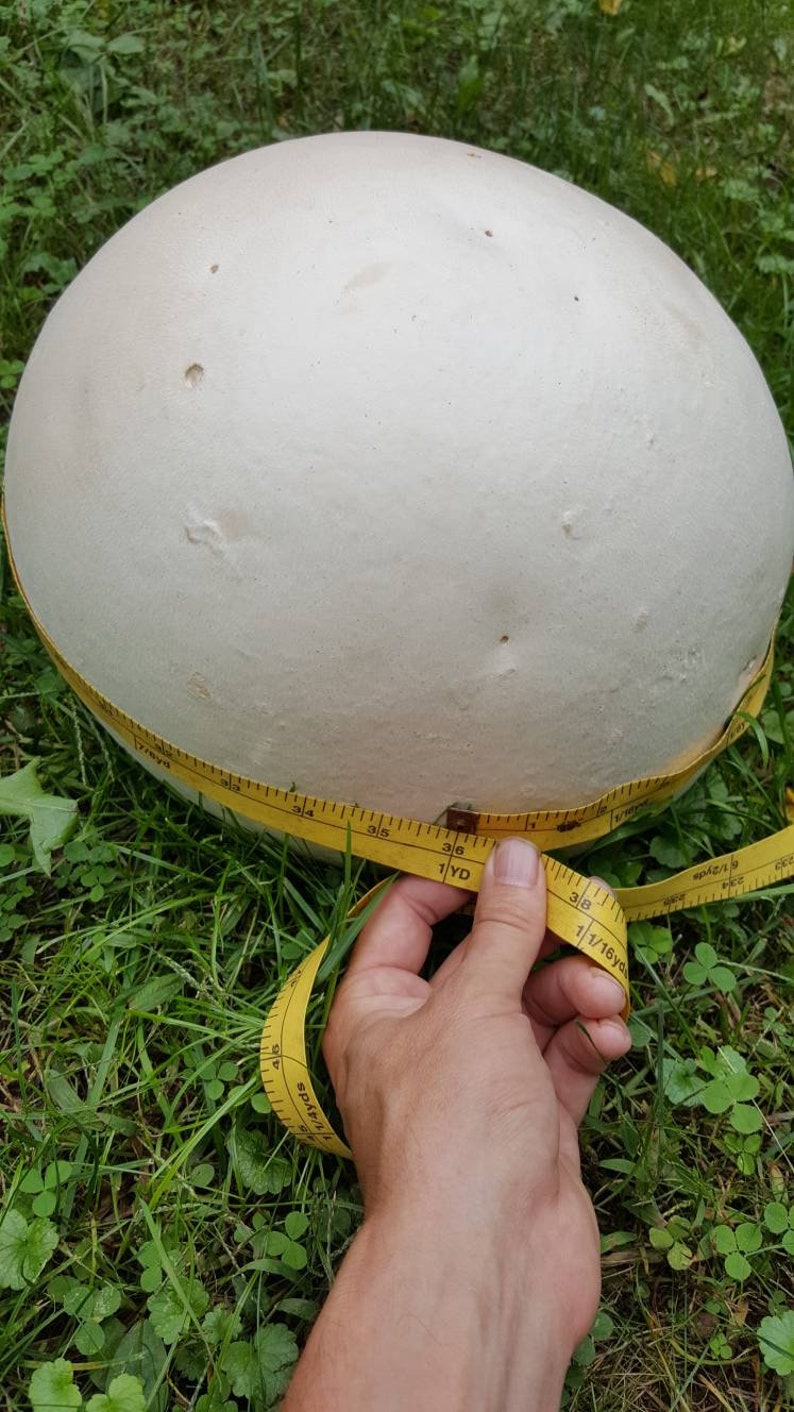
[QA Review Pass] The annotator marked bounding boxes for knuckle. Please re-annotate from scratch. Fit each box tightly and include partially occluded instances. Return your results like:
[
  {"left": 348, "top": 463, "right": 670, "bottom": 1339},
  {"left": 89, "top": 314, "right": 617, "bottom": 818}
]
[
  {"left": 565, "top": 1023, "right": 607, "bottom": 1075},
  {"left": 477, "top": 887, "right": 545, "bottom": 932}
]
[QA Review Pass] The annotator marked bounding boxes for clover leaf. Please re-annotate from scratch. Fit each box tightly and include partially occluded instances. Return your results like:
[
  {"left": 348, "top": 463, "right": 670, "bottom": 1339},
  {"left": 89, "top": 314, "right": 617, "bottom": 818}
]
[
  {"left": 682, "top": 941, "right": 736, "bottom": 993},
  {"left": 629, "top": 920, "right": 674, "bottom": 966}
]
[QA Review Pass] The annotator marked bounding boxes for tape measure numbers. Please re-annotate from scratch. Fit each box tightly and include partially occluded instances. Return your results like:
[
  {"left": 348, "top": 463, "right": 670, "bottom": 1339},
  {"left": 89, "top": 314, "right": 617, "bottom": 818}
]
[{"left": 4, "top": 505, "right": 794, "bottom": 1159}]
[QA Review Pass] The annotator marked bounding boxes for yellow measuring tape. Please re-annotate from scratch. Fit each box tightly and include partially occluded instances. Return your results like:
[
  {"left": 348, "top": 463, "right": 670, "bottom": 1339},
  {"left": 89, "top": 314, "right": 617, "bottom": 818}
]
[{"left": 4, "top": 506, "right": 794, "bottom": 1159}]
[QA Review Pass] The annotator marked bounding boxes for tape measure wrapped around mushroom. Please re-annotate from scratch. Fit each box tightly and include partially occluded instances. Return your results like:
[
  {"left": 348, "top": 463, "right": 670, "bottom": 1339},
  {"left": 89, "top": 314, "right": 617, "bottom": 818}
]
[{"left": 3, "top": 132, "right": 794, "bottom": 1156}]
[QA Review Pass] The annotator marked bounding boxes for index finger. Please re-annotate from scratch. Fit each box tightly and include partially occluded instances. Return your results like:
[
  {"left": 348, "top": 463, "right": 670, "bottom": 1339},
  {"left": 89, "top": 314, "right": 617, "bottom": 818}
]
[{"left": 346, "top": 874, "right": 472, "bottom": 979}]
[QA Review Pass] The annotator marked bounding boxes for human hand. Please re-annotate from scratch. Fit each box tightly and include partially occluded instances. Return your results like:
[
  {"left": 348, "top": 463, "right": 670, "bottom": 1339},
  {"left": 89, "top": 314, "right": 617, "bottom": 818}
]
[{"left": 323, "top": 840, "right": 631, "bottom": 1366}]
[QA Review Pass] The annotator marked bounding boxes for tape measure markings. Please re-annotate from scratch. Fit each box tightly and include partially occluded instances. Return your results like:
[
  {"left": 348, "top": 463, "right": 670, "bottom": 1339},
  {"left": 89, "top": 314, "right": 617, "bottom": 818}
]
[{"left": 617, "top": 824, "right": 794, "bottom": 920}]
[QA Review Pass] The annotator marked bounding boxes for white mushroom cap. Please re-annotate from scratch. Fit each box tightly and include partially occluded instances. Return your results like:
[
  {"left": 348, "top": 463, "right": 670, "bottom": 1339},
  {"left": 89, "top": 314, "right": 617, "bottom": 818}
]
[{"left": 5, "top": 131, "right": 793, "bottom": 819}]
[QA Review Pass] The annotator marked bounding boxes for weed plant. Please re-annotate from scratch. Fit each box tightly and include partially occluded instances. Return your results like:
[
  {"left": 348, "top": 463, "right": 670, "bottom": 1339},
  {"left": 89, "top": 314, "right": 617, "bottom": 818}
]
[{"left": 0, "top": 1, "right": 792, "bottom": 1409}]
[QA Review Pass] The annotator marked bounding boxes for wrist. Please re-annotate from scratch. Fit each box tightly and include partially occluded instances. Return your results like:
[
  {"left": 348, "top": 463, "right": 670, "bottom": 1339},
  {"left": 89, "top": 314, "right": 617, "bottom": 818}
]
[{"left": 351, "top": 1206, "right": 574, "bottom": 1411}]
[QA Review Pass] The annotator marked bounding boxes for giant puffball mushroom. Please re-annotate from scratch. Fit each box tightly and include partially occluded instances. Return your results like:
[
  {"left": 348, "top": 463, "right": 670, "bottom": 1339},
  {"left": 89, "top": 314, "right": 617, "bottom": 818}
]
[{"left": 4, "top": 131, "right": 794, "bottom": 831}]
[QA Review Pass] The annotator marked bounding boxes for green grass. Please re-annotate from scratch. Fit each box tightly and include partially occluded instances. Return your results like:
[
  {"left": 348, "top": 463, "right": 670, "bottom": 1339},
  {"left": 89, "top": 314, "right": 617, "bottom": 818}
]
[{"left": 1, "top": 1, "right": 793, "bottom": 1408}]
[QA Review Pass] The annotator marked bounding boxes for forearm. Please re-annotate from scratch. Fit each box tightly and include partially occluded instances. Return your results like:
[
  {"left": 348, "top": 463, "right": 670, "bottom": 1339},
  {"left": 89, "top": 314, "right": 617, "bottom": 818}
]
[{"left": 283, "top": 1209, "right": 572, "bottom": 1412}]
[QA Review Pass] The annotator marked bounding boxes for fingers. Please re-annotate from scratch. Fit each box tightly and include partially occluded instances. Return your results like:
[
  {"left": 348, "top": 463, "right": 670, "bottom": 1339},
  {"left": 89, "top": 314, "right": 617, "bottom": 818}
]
[
  {"left": 544, "top": 1016, "right": 632, "bottom": 1125},
  {"left": 523, "top": 955, "right": 627, "bottom": 1051},
  {"left": 464, "top": 839, "right": 547, "bottom": 1001},
  {"left": 345, "top": 874, "right": 472, "bottom": 979}
]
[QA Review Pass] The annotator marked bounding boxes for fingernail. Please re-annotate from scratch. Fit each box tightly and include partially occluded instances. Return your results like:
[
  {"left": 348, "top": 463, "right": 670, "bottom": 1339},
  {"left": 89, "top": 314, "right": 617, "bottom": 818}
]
[
  {"left": 600, "top": 1018, "right": 633, "bottom": 1051},
  {"left": 492, "top": 838, "right": 540, "bottom": 887},
  {"left": 587, "top": 968, "right": 626, "bottom": 1009},
  {"left": 590, "top": 875, "right": 616, "bottom": 898}
]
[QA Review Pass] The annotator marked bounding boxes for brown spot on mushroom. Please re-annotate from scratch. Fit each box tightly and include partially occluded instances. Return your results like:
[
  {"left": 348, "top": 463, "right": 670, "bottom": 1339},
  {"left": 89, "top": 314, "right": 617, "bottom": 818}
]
[
  {"left": 484, "top": 229, "right": 493, "bottom": 237},
  {"left": 186, "top": 672, "right": 211, "bottom": 700},
  {"left": 499, "top": 634, "right": 509, "bottom": 644},
  {"left": 210, "top": 263, "right": 219, "bottom": 273},
  {"left": 184, "top": 363, "right": 204, "bottom": 388},
  {"left": 343, "top": 262, "right": 391, "bottom": 295}
]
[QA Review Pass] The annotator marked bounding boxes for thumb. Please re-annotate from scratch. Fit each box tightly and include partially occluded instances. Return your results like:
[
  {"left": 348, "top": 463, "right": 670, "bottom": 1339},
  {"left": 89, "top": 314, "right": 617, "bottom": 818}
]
[{"left": 464, "top": 839, "right": 547, "bottom": 1001}]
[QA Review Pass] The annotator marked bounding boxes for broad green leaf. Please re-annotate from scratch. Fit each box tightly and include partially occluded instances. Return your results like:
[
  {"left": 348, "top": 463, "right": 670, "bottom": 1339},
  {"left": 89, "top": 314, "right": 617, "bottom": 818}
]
[
  {"left": 667, "top": 1216, "right": 690, "bottom": 1242},
  {"left": 764, "top": 1202, "right": 790, "bottom": 1235},
  {"left": 730, "top": 1104, "right": 763, "bottom": 1134},
  {"left": 232, "top": 1125, "right": 290, "bottom": 1195},
  {"left": 757, "top": 1310, "right": 794, "bottom": 1376},
  {"left": 276, "top": 1297, "right": 319, "bottom": 1320},
  {"left": 222, "top": 1342, "right": 257, "bottom": 1398},
  {"left": 223, "top": 1326, "right": 298, "bottom": 1403},
  {"left": 590, "top": 1311, "right": 615, "bottom": 1341},
  {"left": 281, "top": 1241, "right": 308, "bottom": 1271},
  {"left": 649, "top": 1227, "right": 673, "bottom": 1251},
  {"left": 0, "top": 1210, "right": 58, "bottom": 1288},
  {"left": 32, "top": 1190, "right": 58, "bottom": 1218},
  {"left": 75, "top": 1322, "right": 106, "bottom": 1356},
  {"left": 712, "top": 1225, "right": 736, "bottom": 1255},
  {"left": 284, "top": 1212, "right": 310, "bottom": 1241},
  {"left": 629, "top": 920, "right": 673, "bottom": 961},
  {"left": 667, "top": 1241, "right": 693, "bottom": 1270},
  {"left": 196, "top": 1389, "right": 236, "bottom": 1412},
  {"left": 713, "top": 1048, "right": 759, "bottom": 1101},
  {"left": 701, "top": 1079, "right": 733, "bottom": 1115},
  {"left": 62, "top": 1281, "right": 94, "bottom": 1318},
  {"left": 724, "top": 1250, "right": 752, "bottom": 1281},
  {"left": 106, "top": 34, "right": 146, "bottom": 55},
  {"left": 694, "top": 942, "right": 719, "bottom": 968},
  {"left": 735, "top": 1222, "right": 763, "bottom": 1253},
  {"left": 599, "top": 1230, "right": 636, "bottom": 1254},
  {"left": 263, "top": 1232, "right": 290, "bottom": 1257},
  {"left": 46, "top": 1161, "right": 74, "bottom": 1186},
  {"left": 147, "top": 1281, "right": 209, "bottom": 1343},
  {"left": 0, "top": 760, "right": 78, "bottom": 873},
  {"left": 28, "top": 1358, "right": 82, "bottom": 1412},
  {"left": 86, "top": 1373, "right": 147, "bottom": 1412},
  {"left": 725, "top": 1071, "right": 759, "bottom": 1102},
  {"left": 662, "top": 1057, "right": 703, "bottom": 1107},
  {"left": 571, "top": 1334, "right": 595, "bottom": 1367},
  {"left": 782, "top": 1230, "right": 794, "bottom": 1257},
  {"left": 110, "top": 1322, "right": 167, "bottom": 1412},
  {"left": 710, "top": 965, "right": 736, "bottom": 993},
  {"left": 19, "top": 1169, "right": 46, "bottom": 1195},
  {"left": 202, "top": 1308, "right": 241, "bottom": 1345},
  {"left": 649, "top": 836, "right": 690, "bottom": 869},
  {"left": 93, "top": 1284, "right": 123, "bottom": 1319},
  {"left": 255, "top": 1322, "right": 298, "bottom": 1372}
]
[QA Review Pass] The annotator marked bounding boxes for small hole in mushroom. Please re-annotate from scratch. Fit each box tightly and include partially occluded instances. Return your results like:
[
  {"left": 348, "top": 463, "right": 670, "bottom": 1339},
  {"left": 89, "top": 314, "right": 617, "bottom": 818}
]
[
  {"left": 184, "top": 363, "right": 204, "bottom": 388},
  {"left": 499, "top": 634, "right": 509, "bottom": 644},
  {"left": 484, "top": 229, "right": 494, "bottom": 237}
]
